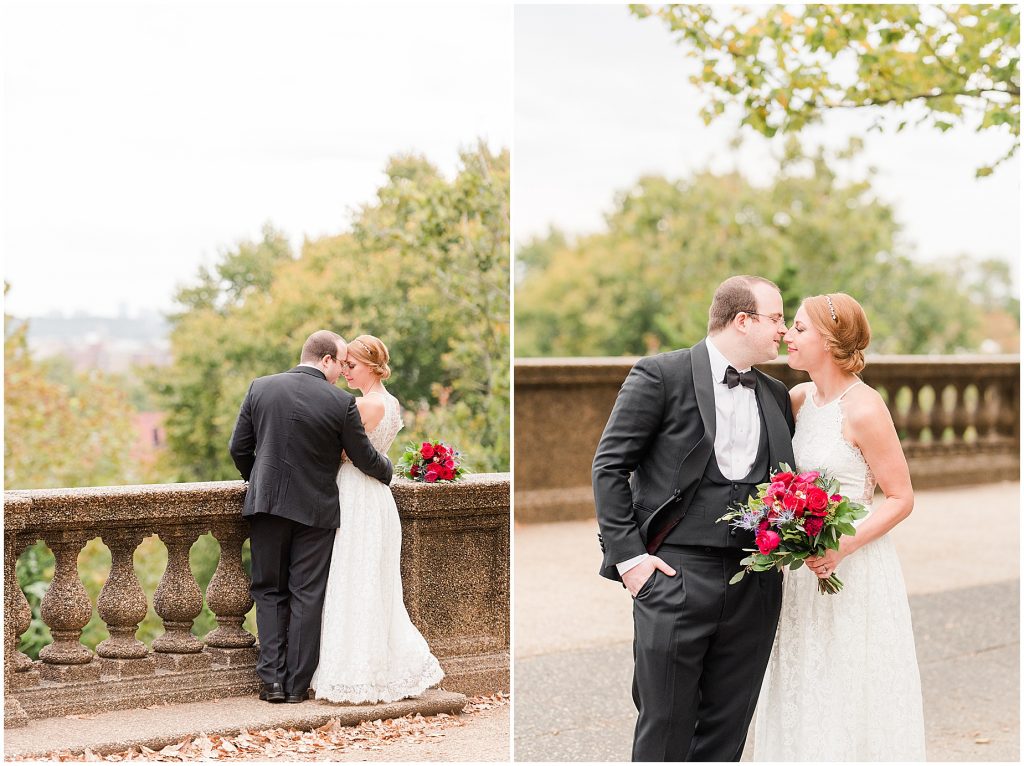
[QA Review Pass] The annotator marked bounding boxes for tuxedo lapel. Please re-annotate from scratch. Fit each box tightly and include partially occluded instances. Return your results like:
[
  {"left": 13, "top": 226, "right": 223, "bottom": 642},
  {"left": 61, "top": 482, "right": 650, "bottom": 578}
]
[
  {"left": 690, "top": 339, "right": 716, "bottom": 443},
  {"left": 754, "top": 374, "right": 795, "bottom": 470}
]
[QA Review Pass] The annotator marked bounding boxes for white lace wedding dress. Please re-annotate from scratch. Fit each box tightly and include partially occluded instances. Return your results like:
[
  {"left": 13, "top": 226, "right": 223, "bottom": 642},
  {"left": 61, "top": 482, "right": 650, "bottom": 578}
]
[
  {"left": 753, "top": 382, "right": 926, "bottom": 761},
  {"left": 310, "top": 391, "right": 444, "bottom": 703}
]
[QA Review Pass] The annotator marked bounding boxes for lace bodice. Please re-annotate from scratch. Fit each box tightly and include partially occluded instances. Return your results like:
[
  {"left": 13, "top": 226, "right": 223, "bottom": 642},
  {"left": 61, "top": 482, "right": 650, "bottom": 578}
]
[
  {"left": 792, "top": 382, "right": 876, "bottom": 506},
  {"left": 364, "top": 391, "right": 403, "bottom": 454}
]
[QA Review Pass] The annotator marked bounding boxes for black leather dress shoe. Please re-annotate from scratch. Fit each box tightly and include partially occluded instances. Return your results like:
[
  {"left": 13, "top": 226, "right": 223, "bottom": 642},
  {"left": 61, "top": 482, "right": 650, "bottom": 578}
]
[
  {"left": 285, "top": 690, "right": 308, "bottom": 703},
  {"left": 259, "top": 682, "right": 285, "bottom": 703}
]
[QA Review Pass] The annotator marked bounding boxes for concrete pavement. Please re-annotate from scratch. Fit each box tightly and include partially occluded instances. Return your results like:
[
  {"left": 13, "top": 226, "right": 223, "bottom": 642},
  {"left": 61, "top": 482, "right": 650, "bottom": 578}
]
[{"left": 514, "top": 482, "right": 1020, "bottom": 761}]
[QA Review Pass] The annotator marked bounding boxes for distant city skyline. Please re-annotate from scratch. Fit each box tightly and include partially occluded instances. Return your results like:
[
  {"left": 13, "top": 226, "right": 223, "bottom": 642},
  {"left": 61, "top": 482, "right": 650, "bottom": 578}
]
[
  {"left": 515, "top": 5, "right": 1020, "bottom": 289},
  {"left": 2, "top": 3, "right": 512, "bottom": 317}
]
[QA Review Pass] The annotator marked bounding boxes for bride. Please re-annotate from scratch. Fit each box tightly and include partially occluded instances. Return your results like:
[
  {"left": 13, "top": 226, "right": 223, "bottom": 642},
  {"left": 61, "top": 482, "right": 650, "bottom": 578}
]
[
  {"left": 753, "top": 293, "right": 926, "bottom": 761},
  {"left": 310, "top": 334, "right": 444, "bottom": 703}
]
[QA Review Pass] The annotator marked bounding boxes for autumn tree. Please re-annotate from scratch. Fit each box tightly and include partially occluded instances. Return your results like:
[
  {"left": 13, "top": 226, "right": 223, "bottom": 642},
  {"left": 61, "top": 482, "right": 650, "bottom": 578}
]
[
  {"left": 631, "top": 4, "right": 1020, "bottom": 175},
  {"left": 4, "top": 304, "right": 138, "bottom": 490}
]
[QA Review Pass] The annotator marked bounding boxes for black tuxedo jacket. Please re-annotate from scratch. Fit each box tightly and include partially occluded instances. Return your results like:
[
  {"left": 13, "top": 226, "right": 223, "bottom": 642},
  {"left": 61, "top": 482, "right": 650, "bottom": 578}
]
[
  {"left": 592, "top": 339, "right": 795, "bottom": 581},
  {"left": 229, "top": 366, "right": 393, "bottom": 529}
]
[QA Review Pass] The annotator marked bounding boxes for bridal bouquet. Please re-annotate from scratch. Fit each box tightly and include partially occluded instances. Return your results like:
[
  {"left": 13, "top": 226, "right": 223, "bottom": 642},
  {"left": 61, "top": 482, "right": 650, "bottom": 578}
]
[
  {"left": 397, "top": 440, "right": 467, "bottom": 483},
  {"left": 717, "top": 463, "right": 867, "bottom": 594}
]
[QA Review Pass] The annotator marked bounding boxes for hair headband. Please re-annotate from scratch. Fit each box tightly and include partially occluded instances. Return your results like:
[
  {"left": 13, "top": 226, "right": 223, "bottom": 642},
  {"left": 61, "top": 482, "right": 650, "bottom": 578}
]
[{"left": 825, "top": 295, "right": 838, "bottom": 323}]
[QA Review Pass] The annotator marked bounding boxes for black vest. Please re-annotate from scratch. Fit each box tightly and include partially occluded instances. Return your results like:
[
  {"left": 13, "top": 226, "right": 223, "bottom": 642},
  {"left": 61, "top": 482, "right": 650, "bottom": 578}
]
[{"left": 662, "top": 405, "right": 770, "bottom": 549}]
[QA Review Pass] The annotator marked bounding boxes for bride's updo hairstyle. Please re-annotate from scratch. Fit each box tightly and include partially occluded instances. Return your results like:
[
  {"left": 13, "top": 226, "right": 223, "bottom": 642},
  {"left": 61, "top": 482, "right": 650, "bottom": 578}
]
[
  {"left": 804, "top": 293, "right": 871, "bottom": 374},
  {"left": 349, "top": 334, "right": 391, "bottom": 380}
]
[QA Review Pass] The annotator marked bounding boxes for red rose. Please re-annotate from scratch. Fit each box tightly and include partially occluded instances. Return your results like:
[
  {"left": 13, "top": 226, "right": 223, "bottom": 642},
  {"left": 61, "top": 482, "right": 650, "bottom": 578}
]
[
  {"left": 771, "top": 471, "right": 794, "bottom": 485},
  {"left": 803, "top": 516, "right": 824, "bottom": 536},
  {"left": 756, "top": 529, "right": 781, "bottom": 554},
  {"left": 830, "top": 494, "right": 843, "bottom": 503},
  {"left": 806, "top": 487, "right": 829, "bottom": 512},
  {"left": 441, "top": 466, "right": 455, "bottom": 480},
  {"left": 420, "top": 442, "right": 435, "bottom": 459},
  {"left": 783, "top": 492, "right": 799, "bottom": 510},
  {"left": 424, "top": 465, "right": 440, "bottom": 483},
  {"left": 796, "top": 471, "right": 820, "bottom": 484},
  {"left": 409, "top": 465, "right": 420, "bottom": 478}
]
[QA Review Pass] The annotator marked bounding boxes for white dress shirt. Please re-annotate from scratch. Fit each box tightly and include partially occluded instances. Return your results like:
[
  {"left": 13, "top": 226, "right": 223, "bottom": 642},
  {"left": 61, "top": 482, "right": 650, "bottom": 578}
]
[{"left": 617, "top": 337, "right": 762, "bottom": 576}]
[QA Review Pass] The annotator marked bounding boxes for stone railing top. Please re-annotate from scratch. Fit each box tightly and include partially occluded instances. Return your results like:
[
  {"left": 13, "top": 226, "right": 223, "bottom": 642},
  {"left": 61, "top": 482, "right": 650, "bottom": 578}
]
[
  {"left": 515, "top": 355, "right": 1021, "bottom": 384},
  {"left": 4, "top": 481, "right": 248, "bottom": 534},
  {"left": 392, "top": 472, "right": 511, "bottom": 517},
  {"left": 4, "top": 474, "right": 511, "bottom": 533}
]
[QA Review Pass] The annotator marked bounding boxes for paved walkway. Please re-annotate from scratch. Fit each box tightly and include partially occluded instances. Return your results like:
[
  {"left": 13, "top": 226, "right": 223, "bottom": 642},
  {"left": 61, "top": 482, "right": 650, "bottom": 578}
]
[{"left": 514, "top": 482, "right": 1020, "bottom": 762}]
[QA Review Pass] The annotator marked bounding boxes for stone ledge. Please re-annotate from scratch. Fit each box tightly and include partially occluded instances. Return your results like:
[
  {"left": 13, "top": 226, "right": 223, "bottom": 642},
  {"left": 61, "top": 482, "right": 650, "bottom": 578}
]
[{"left": 3, "top": 689, "right": 468, "bottom": 759}]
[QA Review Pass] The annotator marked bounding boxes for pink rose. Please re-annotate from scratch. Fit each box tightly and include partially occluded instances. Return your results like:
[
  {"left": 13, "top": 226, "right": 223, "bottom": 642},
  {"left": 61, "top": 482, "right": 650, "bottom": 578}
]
[
  {"left": 424, "top": 465, "right": 440, "bottom": 483},
  {"left": 803, "top": 516, "right": 824, "bottom": 537},
  {"left": 756, "top": 529, "right": 781, "bottom": 554},
  {"left": 796, "top": 471, "right": 820, "bottom": 484}
]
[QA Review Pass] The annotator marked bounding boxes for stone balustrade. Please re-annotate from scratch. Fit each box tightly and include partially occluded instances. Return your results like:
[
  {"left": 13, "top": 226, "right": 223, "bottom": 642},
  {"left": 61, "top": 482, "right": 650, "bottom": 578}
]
[
  {"left": 515, "top": 355, "right": 1020, "bottom": 523},
  {"left": 4, "top": 474, "right": 509, "bottom": 727}
]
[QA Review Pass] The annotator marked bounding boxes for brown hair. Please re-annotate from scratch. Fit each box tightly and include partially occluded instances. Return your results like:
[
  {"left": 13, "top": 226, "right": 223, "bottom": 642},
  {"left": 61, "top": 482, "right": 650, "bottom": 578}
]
[
  {"left": 300, "top": 330, "right": 342, "bottom": 364},
  {"left": 707, "top": 275, "right": 781, "bottom": 333},
  {"left": 803, "top": 293, "right": 871, "bottom": 374},
  {"left": 348, "top": 334, "right": 391, "bottom": 380}
]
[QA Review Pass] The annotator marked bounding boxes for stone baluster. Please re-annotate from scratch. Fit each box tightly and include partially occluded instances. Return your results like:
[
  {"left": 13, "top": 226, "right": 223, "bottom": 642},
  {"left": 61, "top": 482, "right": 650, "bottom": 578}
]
[
  {"left": 153, "top": 529, "right": 211, "bottom": 671},
  {"left": 980, "top": 383, "right": 1003, "bottom": 444},
  {"left": 887, "top": 384, "right": 908, "bottom": 440},
  {"left": 997, "top": 380, "right": 1017, "bottom": 442},
  {"left": 905, "top": 384, "right": 928, "bottom": 448},
  {"left": 38, "top": 536, "right": 101, "bottom": 682},
  {"left": 949, "top": 383, "right": 970, "bottom": 444},
  {"left": 11, "top": 541, "right": 36, "bottom": 678},
  {"left": 4, "top": 523, "right": 29, "bottom": 728},
  {"left": 96, "top": 531, "right": 155, "bottom": 677},
  {"left": 931, "top": 384, "right": 952, "bottom": 449},
  {"left": 204, "top": 525, "right": 257, "bottom": 666}
]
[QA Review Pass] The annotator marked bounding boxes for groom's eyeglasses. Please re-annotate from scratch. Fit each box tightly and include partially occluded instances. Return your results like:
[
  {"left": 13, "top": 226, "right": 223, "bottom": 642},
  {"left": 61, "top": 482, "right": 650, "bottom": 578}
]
[
  {"left": 340, "top": 360, "right": 357, "bottom": 371},
  {"left": 739, "top": 310, "right": 786, "bottom": 326}
]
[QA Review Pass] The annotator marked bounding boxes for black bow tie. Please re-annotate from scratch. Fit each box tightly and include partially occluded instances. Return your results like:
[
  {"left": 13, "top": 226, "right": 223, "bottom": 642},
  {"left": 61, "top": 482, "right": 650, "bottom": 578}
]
[{"left": 723, "top": 365, "right": 756, "bottom": 390}]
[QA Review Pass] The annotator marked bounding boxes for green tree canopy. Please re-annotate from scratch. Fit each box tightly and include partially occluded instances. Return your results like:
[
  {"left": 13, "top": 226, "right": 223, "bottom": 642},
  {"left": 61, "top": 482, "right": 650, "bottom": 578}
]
[
  {"left": 631, "top": 4, "right": 1020, "bottom": 175},
  {"left": 515, "top": 139, "right": 997, "bottom": 357},
  {"left": 152, "top": 143, "right": 509, "bottom": 481}
]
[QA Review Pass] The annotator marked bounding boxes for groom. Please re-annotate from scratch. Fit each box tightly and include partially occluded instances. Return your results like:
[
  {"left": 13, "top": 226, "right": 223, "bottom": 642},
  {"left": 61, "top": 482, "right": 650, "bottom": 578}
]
[
  {"left": 593, "top": 275, "right": 796, "bottom": 761},
  {"left": 229, "top": 330, "right": 393, "bottom": 704}
]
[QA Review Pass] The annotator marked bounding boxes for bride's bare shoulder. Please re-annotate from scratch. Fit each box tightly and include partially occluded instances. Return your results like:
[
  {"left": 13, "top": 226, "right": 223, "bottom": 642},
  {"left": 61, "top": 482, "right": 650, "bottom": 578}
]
[
  {"left": 789, "top": 381, "right": 812, "bottom": 414},
  {"left": 841, "top": 382, "right": 892, "bottom": 432},
  {"left": 355, "top": 395, "right": 386, "bottom": 421}
]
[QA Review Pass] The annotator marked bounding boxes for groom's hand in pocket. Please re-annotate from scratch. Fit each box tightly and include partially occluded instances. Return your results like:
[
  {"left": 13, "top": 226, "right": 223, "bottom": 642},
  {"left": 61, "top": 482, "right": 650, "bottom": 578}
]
[{"left": 623, "top": 555, "right": 677, "bottom": 597}]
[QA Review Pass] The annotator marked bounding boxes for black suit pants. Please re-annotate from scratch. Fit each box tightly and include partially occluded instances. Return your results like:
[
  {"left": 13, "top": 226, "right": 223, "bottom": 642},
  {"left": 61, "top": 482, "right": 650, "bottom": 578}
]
[
  {"left": 630, "top": 547, "right": 782, "bottom": 762},
  {"left": 248, "top": 513, "right": 335, "bottom": 694}
]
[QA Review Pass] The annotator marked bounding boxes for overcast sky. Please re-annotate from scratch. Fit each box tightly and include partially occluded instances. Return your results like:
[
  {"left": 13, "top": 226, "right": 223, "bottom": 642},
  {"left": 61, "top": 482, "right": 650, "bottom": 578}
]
[
  {"left": 2, "top": 3, "right": 512, "bottom": 317},
  {"left": 515, "top": 5, "right": 1020, "bottom": 287}
]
